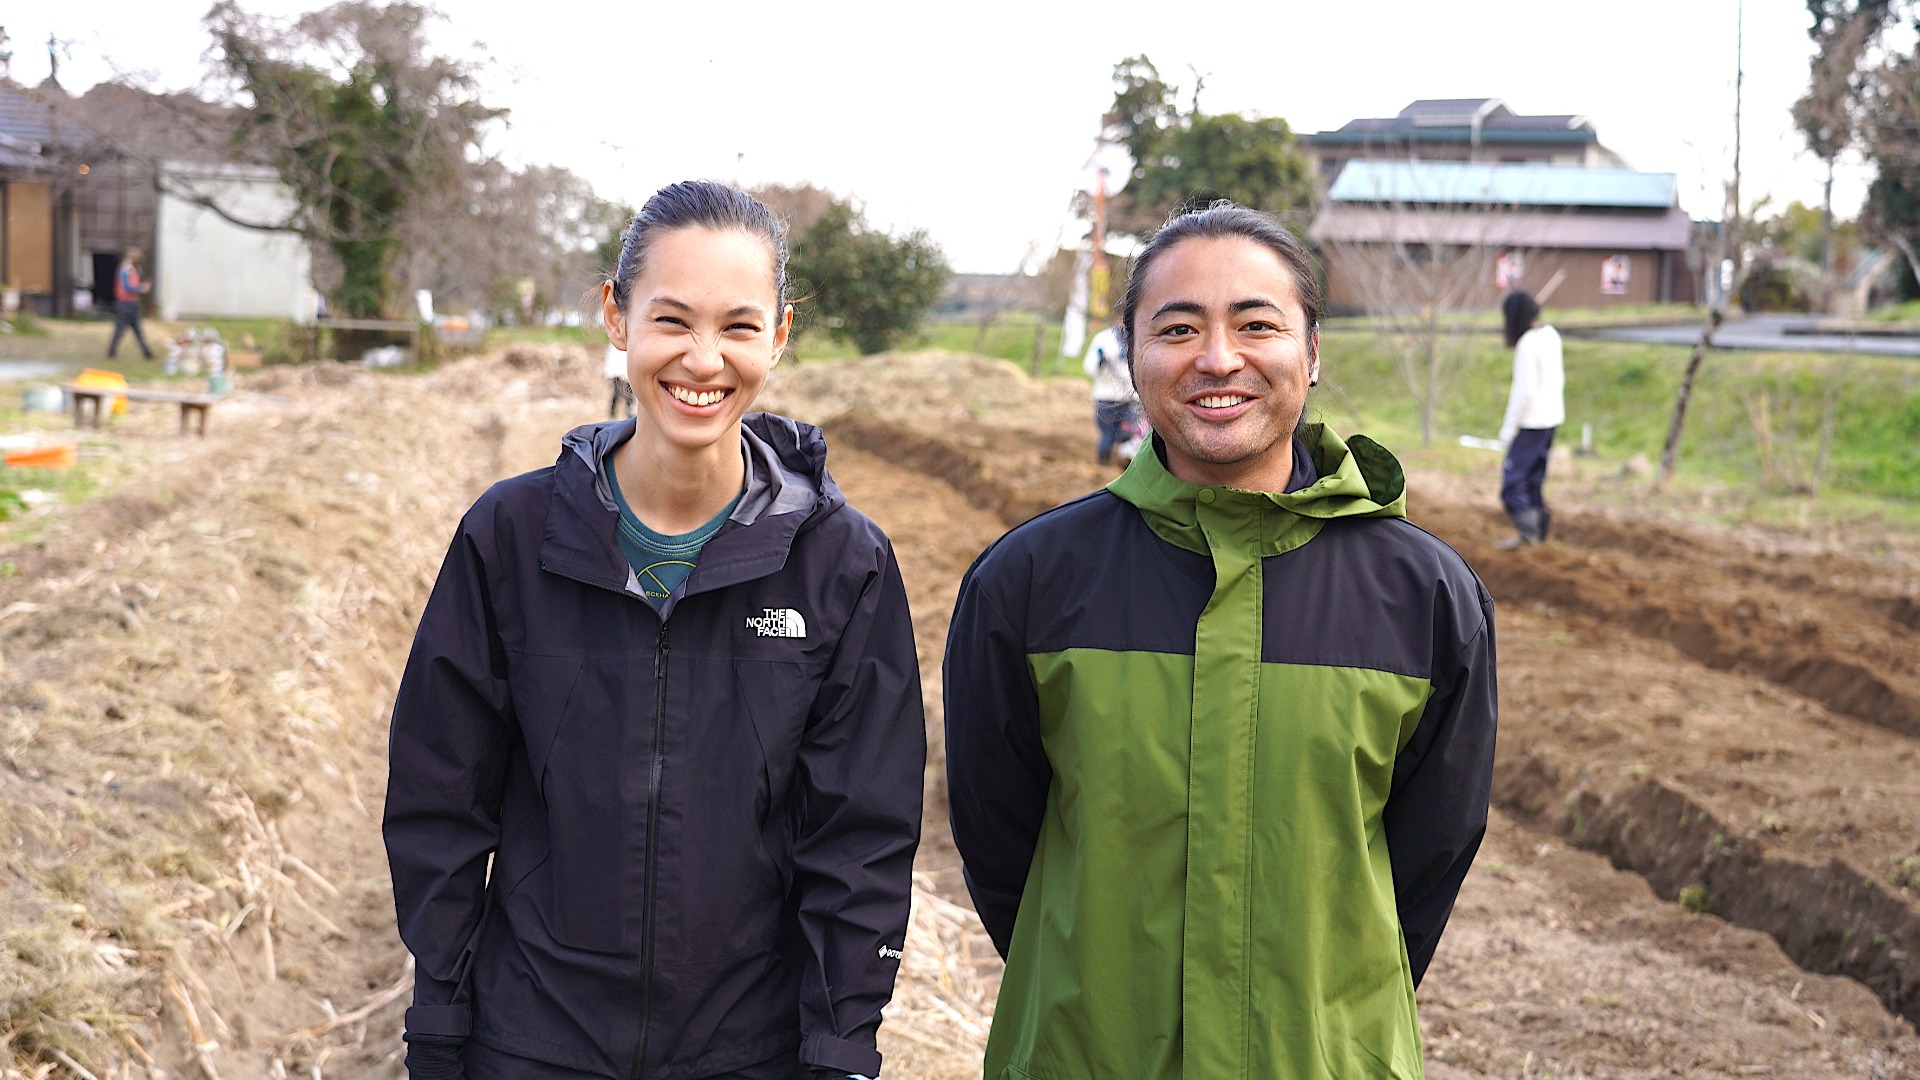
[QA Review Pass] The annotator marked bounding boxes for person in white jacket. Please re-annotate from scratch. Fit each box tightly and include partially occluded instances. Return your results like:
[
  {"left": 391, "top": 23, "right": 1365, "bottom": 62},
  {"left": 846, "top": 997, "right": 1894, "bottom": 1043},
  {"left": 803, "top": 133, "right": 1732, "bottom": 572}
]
[
  {"left": 1495, "top": 290, "right": 1564, "bottom": 548},
  {"left": 1083, "top": 320, "right": 1144, "bottom": 467}
]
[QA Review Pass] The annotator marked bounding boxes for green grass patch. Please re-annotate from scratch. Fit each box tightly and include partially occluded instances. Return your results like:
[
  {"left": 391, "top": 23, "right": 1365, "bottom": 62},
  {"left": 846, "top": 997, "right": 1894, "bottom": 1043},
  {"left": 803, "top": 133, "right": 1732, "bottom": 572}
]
[
  {"left": 485, "top": 323, "right": 605, "bottom": 348},
  {"left": 787, "top": 316, "right": 1077, "bottom": 375},
  {"left": 1866, "top": 299, "right": 1920, "bottom": 324},
  {"left": 1323, "top": 302, "right": 1700, "bottom": 335},
  {"left": 1314, "top": 329, "right": 1920, "bottom": 509}
]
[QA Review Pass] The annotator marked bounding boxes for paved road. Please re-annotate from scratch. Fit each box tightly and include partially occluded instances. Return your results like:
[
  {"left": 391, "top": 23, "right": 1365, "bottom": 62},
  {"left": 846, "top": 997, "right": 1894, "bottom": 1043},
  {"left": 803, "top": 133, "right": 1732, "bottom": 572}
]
[
  {"left": 0, "top": 360, "right": 66, "bottom": 381},
  {"left": 1585, "top": 313, "right": 1920, "bottom": 357}
]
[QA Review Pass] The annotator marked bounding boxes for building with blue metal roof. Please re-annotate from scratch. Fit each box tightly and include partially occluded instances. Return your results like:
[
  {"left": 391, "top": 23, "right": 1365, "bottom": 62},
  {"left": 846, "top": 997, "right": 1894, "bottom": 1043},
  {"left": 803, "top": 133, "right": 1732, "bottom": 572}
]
[{"left": 1304, "top": 104, "right": 1699, "bottom": 312}]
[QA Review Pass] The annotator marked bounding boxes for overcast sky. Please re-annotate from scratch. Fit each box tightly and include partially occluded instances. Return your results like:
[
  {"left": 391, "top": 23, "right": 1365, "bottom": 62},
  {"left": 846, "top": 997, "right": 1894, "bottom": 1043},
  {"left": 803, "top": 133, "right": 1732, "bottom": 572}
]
[{"left": 10, "top": 0, "right": 1862, "bottom": 272}]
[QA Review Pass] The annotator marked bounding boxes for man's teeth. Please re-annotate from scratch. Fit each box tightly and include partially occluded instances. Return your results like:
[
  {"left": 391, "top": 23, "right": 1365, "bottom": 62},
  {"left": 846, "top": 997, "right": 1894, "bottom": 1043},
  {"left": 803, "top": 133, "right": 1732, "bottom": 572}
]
[
  {"left": 669, "top": 386, "right": 728, "bottom": 407},
  {"left": 1196, "top": 395, "right": 1249, "bottom": 409}
]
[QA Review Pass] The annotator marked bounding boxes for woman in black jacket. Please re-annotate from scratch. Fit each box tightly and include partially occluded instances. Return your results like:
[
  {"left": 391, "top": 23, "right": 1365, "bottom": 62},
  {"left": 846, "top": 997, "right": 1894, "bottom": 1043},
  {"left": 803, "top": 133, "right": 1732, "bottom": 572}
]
[{"left": 385, "top": 181, "right": 925, "bottom": 1080}]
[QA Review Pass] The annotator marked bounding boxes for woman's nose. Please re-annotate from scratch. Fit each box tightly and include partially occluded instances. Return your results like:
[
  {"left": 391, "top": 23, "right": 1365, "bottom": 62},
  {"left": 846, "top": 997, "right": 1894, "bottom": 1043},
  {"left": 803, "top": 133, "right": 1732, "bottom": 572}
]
[{"left": 683, "top": 335, "right": 726, "bottom": 378}]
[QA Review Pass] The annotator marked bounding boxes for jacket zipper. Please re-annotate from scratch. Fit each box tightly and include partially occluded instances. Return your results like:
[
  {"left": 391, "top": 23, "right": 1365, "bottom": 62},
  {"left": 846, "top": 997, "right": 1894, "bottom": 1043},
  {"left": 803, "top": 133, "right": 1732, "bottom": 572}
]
[{"left": 631, "top": 623, "right": 669, "bottom": 1080}]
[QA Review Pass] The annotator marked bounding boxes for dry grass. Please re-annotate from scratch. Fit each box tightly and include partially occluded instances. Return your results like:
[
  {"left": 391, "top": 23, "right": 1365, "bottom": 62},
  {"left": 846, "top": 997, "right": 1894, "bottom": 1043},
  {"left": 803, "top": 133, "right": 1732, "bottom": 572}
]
[
  {"left": 0, "top": 344, "right": 1008, "bottom": 1079},
  {"left": 879, "top": 877, "right": 999, "bottom": 1078}
]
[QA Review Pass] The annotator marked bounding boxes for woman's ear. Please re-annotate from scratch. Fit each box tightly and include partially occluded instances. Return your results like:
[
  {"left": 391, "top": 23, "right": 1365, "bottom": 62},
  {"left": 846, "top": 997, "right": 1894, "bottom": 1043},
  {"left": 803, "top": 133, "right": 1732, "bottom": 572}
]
[
  {"left": 771, "top": 304, "right": 794, "bottom": 365},
  {"left": 602, "top": 282, "right": 627, "bottom": 350}
]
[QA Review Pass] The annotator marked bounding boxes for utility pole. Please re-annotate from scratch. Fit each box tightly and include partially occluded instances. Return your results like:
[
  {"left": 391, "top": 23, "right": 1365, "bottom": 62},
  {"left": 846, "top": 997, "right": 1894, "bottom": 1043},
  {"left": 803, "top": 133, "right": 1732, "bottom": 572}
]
[
  {"left": 1089, "top": 165, "right": 1110, "bottom": 326},
  {"left": 1729, "top": 0, "right": 1744, "bottom": 292}
]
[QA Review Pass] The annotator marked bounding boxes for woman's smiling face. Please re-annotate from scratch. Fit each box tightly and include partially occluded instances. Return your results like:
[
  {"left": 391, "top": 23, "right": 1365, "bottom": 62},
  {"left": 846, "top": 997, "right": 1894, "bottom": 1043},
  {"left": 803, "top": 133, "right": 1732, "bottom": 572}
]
[{"left": 603, "top": 226, "right": 792, "bottom": 462}]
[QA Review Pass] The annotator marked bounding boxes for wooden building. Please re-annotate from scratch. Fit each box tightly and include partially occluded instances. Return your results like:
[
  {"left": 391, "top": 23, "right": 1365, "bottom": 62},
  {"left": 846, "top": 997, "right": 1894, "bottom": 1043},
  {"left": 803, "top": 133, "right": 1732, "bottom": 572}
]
[
  {"left": 0, "top": 80, "right": 72, "bottom": 312},
  {"left": 1308, "top": 160, "right": 1697, "bottom": 313},
  {"left": 0, "top": 79, "right": 310, "bottom": 320}
]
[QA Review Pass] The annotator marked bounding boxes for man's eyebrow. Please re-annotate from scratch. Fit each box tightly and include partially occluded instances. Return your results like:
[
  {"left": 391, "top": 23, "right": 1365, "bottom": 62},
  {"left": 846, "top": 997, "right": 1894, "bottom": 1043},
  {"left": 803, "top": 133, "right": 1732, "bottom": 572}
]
[
  {"left": 724, "top": 305, "right": 768, "bottom": 320},
  {"left": 648, "top": 296, "right": 692, "bottom": 311},
  {"left": 1230, "top": 298, "right": 1286, "bottom": 315},
  {"left": 1149, "top": 300, "right": 1205, "bottom": 321}
]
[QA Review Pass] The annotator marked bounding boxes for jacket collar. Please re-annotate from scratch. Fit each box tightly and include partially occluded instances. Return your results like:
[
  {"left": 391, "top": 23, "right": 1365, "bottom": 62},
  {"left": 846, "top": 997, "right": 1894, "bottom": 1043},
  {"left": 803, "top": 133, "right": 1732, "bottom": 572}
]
[
  {"left": 1107, "top": 424, "right": 1407, "bottom": 557},
  {"left": 540, "top": 414, "right": 843, "bottom": 608}
]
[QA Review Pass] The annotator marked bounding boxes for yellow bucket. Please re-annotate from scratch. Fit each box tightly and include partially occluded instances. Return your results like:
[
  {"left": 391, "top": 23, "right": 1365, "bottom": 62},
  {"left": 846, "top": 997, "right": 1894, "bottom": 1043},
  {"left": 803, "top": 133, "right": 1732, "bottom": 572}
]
[{"left": 74, "top": 368, "right": 130, "bottom": 415}]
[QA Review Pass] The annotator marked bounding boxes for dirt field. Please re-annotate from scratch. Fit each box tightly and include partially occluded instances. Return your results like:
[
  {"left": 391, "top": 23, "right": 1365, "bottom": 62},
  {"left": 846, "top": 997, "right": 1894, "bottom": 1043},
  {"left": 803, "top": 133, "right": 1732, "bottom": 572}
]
[{"left": 1, "top": 345, "right": 1916, "bottom": 1078}]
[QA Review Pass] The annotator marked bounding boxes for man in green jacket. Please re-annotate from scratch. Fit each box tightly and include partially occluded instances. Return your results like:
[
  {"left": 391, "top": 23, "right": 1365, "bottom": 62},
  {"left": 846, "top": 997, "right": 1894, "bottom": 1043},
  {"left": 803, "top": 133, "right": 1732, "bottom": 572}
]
[{"left": 944, "top": 203, "right": 1497, "bottom": 1080}]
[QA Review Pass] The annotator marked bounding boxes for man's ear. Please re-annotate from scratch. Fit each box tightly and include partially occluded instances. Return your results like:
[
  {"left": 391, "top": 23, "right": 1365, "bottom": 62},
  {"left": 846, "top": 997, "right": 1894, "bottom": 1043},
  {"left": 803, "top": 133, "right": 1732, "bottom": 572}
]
[
  {"left": 1308, "top": 328, "right": 1321, "bottom": 385},
  {"left": 602, "top": 282, "right": 627, "bottom": 350}
]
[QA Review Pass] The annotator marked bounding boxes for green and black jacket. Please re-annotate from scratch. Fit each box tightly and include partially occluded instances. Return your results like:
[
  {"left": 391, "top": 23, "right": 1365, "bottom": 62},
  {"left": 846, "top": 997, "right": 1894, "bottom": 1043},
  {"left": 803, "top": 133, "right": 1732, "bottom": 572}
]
[{"left": 944, "top": 426, "right": 1496, "bottom": 1080}]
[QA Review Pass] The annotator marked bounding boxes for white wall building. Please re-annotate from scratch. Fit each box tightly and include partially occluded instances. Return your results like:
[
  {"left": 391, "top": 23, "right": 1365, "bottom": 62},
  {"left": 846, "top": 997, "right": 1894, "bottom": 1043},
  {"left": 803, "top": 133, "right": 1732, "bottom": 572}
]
[{"left": 156, "top": 161, "right": 315, "bottom": 322}]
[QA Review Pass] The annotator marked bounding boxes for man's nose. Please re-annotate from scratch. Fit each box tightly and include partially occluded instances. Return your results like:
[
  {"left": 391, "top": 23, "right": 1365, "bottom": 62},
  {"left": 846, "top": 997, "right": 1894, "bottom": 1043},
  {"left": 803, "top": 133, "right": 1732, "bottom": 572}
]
[{"left": 1192, "top": 329, "right": 1244, "bottom": 376}]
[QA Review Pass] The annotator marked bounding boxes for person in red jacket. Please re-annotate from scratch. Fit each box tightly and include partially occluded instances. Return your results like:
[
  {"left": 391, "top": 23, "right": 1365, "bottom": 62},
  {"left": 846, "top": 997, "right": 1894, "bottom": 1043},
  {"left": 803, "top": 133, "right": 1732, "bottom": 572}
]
[{"left": 106, "top": 248, "right": 154, "bottom": 360}]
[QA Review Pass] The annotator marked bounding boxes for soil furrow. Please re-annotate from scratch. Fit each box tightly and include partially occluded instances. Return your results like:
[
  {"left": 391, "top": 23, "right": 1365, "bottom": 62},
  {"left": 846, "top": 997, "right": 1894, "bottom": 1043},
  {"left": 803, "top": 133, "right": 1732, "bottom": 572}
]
[
  {"left": 1498, "top": 745, "right": 1920, "bottom": 1026},
  {"left": 1476, "top": 552, "right": 1920, "bottom": 742}
]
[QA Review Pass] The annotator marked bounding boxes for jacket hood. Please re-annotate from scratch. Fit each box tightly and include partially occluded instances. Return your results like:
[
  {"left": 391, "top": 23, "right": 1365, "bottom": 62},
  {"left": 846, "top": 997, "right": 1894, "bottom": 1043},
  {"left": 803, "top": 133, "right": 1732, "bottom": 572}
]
[
  {"left": 1107, "top": 423, "right": 1406, "bottom": 557},
  {"left": 543, "top": 413, "right": 845, "bottom": 605}
]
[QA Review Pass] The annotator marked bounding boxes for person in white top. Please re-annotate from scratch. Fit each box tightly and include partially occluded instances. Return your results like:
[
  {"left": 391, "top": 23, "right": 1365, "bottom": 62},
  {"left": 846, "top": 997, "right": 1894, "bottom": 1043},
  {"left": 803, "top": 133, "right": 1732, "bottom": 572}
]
[
  {"left": 604, "top": 341, "right": 634, "bottom": 419},
  {"left": 1495, "top": 290, "right": 1565, "bottom": 548},
  {"left": 1083, "top": 320, "right": 1144, "bottom": 467}
]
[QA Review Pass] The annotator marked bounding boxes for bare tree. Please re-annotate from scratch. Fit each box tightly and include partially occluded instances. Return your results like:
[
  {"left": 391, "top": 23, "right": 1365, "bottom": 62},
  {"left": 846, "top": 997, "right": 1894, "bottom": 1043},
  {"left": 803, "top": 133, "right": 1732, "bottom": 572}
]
[
  {"left": 1794, "top": 7, "right": 1882, "bottom": 311},
  {"left": 200, "top": 1, "right": 503, "bottom": 317},
  {"left": 1657, "top": 2, "right": 1756, "bottom": 489},
  {"left": 1316, "top": 183, "right": 1518, "bottom": 446},
  {"left": 399, "top": 160, "right": 624, "bottom": 319},
  {"left": 55, "top": 5, "right": 616, "bottom": 327}
]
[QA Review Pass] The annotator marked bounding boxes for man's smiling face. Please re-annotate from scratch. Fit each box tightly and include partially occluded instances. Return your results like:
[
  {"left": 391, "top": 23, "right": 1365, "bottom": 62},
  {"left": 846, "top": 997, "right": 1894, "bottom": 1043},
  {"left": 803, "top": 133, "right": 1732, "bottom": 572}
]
[{"left": 1128, "top": 235, "right": 1320, "bottom": 492}]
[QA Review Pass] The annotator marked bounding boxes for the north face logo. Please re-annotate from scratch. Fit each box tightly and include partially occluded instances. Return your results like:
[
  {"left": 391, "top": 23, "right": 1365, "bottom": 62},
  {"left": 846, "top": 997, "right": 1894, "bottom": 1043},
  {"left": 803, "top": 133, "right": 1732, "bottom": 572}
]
[{"left": 746, "top": 608, "right": 807, "bottom": 638}]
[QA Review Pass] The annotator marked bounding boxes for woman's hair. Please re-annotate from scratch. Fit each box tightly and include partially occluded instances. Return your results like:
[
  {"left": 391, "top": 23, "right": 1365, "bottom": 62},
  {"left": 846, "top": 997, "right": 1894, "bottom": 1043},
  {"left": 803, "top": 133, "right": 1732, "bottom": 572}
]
[
  {"left": 1118, "top": 201, "right": 1323, "bottom": 361},
  {"left": 606, "top": 181, "right": 788, "bottom": 313},
  {"left": 1502, "top": 290, "right": 1541, "bottom": 349}
]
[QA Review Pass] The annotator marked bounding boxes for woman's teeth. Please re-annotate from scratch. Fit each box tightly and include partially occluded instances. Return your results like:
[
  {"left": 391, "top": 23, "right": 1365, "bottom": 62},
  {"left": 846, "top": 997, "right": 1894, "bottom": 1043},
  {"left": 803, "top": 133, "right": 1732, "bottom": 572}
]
[{"left": 669, "top": 386, "right": 728, "bottom": 407}]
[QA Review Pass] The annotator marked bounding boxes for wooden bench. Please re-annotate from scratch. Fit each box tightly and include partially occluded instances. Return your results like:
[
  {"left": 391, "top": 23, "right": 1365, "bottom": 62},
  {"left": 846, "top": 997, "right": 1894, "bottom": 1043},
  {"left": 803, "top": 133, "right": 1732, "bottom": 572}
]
[
  {"left": 312, "top": 317, "right": 422, "bottom": 362},
  {"left": 67, "top": 385, "right": 221, "bottom": 437}
]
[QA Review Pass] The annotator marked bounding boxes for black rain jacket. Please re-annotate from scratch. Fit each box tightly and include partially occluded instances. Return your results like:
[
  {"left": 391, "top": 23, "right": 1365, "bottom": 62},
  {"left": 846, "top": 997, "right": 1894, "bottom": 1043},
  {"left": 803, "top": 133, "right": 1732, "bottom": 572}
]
[{"left": 385, "top": 414, "right": 925, "bottom": 1079}]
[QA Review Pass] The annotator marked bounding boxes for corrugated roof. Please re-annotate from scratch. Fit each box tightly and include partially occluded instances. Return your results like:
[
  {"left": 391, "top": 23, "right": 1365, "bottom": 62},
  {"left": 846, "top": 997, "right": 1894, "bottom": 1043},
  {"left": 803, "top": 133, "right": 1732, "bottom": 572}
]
[
  {"left": 1307, "top": 204, "right": 1694, "bottom": 251},
  {"left": 1309, "top": 99, "right": 1596, "bottom": 145},
  {"left": 1327, "top": 160, "right": 1677, "bottom": 209},
  {"left": 0, "top": 83, "right": 56, "bottom": 151}
]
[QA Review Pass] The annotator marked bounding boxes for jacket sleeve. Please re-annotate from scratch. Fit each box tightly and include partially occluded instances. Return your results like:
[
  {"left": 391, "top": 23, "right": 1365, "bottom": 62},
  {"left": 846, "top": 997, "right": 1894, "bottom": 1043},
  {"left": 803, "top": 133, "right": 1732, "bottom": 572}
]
[
  {"left": 790, "top": 540, "right": 926, "bottom": 1079},
  {"left": 383, "top": 518, "right": 515, "bottom": 1045},
  {"left": 1384, "top": 584, "right": 1497, "bottom": 986},
  {"left": 942, "top": 552, "right": 1051, "bottom": 959}
]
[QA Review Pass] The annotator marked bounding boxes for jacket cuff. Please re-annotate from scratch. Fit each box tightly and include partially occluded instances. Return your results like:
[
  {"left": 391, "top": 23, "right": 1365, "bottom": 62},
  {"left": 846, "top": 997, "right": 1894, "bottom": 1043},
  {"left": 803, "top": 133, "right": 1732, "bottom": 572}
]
[
  {"left": 402, "top": 1033, "right": 463, "bottom": 1080},
  {"left": 799, "top": 1033, "right": 881, "bottom": 1078},
  {"left": 404, "top": 1004, "right": 473, "bottom": 1038}
]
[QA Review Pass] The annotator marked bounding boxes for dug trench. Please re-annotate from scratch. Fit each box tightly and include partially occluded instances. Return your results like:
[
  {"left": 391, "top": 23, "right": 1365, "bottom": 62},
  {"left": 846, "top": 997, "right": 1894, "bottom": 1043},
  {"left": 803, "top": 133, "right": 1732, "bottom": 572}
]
[{"left": 810, "top": 401, "right": 1920, "bottom": 1035}]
